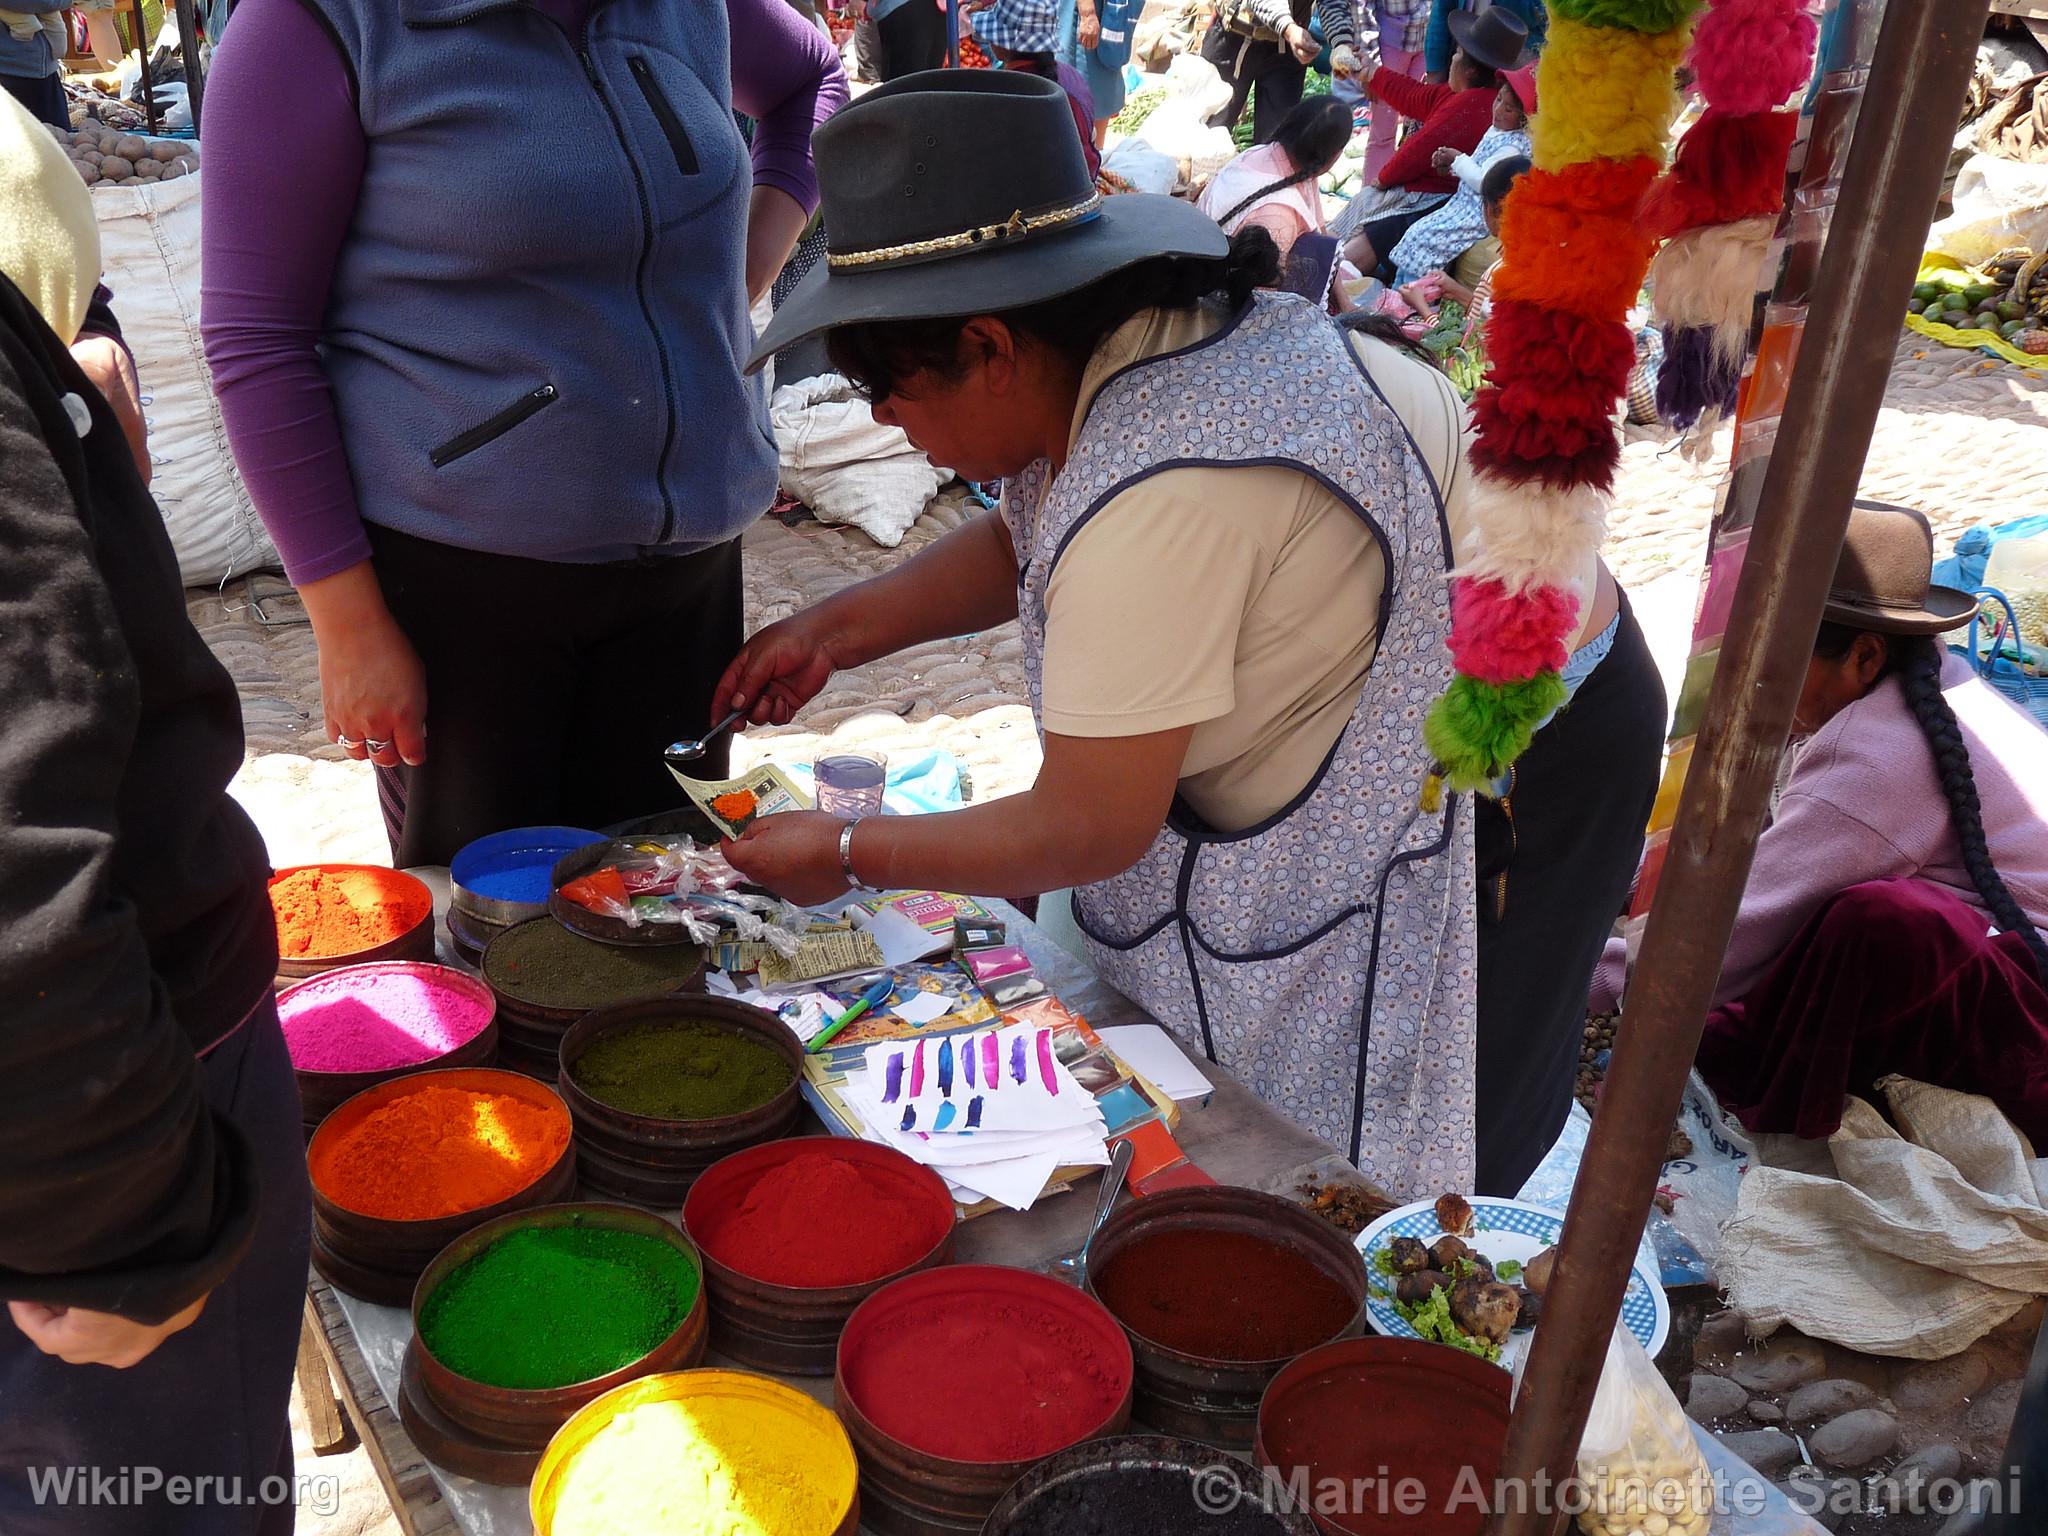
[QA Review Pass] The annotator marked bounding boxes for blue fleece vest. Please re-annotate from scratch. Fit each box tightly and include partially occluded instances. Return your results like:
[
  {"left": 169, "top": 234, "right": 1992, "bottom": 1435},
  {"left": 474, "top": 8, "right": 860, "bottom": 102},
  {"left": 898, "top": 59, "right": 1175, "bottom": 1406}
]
[{"left": 309, "top": 0, "right": 777, "bottom": 561}]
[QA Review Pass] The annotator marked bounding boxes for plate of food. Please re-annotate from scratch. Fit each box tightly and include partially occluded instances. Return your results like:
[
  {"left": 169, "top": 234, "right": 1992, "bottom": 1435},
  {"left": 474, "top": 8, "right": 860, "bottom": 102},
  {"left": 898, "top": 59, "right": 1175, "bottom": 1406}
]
[{"left": 1355, "top": 1193, "right": 1668, "bottom": 1369}]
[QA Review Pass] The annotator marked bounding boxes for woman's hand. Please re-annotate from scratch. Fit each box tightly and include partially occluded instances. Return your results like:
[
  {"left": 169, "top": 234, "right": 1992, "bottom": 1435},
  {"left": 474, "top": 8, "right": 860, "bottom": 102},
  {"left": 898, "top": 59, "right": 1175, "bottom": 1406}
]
[
  {"left": 10, "top": 1295, "right": 207, "bottom": 1369},
  {"left": 1330, "top": 43, "right": 1360, "bottom": 78},
  {"left": 715, "top": 607, "right": 859, "bottom": 727},
  {"left": 1431, "top": 145, "right": 1460, "bottom": 173},
  {"left": 1078, "top": 2, "right": 1101, "bottom": 49},
  {"left": 298, "top": 563, "right": 428, "bottom": 768},
  {"left": 722, "top": 811, "right": 855, "bottom": 907}
]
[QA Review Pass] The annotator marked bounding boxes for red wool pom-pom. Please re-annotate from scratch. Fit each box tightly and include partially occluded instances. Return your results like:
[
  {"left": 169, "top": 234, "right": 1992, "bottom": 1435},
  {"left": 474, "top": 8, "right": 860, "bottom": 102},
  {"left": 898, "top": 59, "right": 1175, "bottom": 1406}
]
[
  {"left": 1468, "top": 388, "right": 1623, "bottom": 490},
  {"left": 1639, "top": 109, "right": 1799, "bottom": 239},
  {"left": 1482, "top": 302, "right": 1637, "bottom": 400},
  {"left": 1448, "top": 579, "right": 1580, "bottom": 684}
]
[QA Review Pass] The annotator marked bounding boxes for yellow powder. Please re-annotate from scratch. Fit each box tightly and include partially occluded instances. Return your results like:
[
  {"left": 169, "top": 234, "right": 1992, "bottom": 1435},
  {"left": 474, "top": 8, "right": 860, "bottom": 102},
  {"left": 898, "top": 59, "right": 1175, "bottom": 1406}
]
[{"left": 542, "top": 1379, "right": 854, "bottom": 1536}]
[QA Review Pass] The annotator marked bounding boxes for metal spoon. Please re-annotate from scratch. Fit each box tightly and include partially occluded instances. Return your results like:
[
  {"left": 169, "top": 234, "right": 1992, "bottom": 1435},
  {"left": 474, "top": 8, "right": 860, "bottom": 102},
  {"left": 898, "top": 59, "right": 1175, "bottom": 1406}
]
[
  {"left": 664, "top": 707, "right": 746, "bottom": 765},
  {"left": 1050, "top": 1137, "right": 1136, "bottom": 1286}
]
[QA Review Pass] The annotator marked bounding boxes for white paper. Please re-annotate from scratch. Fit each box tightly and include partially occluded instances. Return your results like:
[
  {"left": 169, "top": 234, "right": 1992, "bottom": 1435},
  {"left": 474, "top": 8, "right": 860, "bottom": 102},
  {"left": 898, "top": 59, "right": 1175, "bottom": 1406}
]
[
  {"left": 946, "top": 1152, "right": 1067, "bottom": 1211},
  {"left": 850, "top": 903, "right": 952, "bottom": 967},
  {"left": 890, "top": 991, "right": 954, "bottom": 1026},
  {"left": 1097, "top": 1024, "right": 1214, "bottom": 1101}
]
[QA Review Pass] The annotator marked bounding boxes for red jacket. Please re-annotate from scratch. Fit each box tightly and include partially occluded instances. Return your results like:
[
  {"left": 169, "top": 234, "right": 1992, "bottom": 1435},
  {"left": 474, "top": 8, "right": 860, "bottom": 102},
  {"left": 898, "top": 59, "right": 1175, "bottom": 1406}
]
[{"left": 1368, "top": 70, "right": 1497, "bottom": 193}]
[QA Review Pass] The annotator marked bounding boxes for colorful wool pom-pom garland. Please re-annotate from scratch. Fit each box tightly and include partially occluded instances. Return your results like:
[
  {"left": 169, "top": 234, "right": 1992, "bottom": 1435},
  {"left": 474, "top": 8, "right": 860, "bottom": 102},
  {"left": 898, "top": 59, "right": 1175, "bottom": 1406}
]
[
  {"left": 1422, "top": 0, "right": 1696, "bottom": 796},
  {"left": 1643, "top": 0, "right": 1818, "bottom": 428}
]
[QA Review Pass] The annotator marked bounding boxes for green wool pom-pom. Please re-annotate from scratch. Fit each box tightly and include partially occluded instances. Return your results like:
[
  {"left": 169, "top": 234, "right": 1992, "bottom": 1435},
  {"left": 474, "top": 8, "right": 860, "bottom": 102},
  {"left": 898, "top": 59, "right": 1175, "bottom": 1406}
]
[
  {"left": 1424, "top": 674, "right": 1570, "bottom": 792},
  {"left": 1548, "top": 0, "right": 1700, "bottom": 35}
]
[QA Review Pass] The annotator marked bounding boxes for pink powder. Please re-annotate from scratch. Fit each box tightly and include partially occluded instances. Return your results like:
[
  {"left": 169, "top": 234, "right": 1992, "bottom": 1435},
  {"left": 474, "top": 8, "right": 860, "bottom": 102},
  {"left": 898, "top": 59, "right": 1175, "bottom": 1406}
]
[{"left": 280, "top": 965, "right": 494, "bottom": 1073}]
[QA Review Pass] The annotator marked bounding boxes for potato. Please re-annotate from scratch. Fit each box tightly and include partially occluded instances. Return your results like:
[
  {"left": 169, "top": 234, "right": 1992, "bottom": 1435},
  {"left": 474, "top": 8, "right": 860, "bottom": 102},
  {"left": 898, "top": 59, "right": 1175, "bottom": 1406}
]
[
  {"left": 100, "top": 155, "right": 134, "bottom": 179},
  {"left": 162, "top": 158, "right": 190, "bottom": 179},
  {"left": 76, "top": 161, "right": 101, "bottom": 185},
  {"left": 115, "top": 135, "right": 147, "bottom": 160},
  {"left": 135, "top": 158, "right": 164, "bottom": 178},
  {"left": 150, "top": 140, "right": 181, "bottom": 162}
]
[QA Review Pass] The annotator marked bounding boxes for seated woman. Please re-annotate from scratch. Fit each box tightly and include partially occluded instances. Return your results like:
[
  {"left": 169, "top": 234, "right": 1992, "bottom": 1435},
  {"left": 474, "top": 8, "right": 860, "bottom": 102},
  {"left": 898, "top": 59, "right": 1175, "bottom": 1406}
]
[
  {"left": 1391, "top": 154, "right": 1528, "bottom": 352},
  {"left": 1338, "top": 6, "right": 1526, "bottom": 279},
  {"left": 1388, "top": 63, "right": 1534, "bottom": 288},
  {"left": 1689, "top": 505, "right": 2048, "bottom": 1141},
  {"left": 1198, "top": 97, "right": 1354, "bottom": 260},
  {"left": 724, "top": 70, "right": 1477, "bottom": 1195}
]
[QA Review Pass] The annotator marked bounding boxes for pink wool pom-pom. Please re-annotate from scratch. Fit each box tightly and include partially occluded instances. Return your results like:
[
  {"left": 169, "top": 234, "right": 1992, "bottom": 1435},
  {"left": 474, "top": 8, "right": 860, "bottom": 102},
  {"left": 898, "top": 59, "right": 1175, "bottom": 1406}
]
[
  {"left": 1690, "top": 0, "right": 1818, "bottom": 115},
  {"left": 1447, "top": 579, "right": 1580, "bottom": 684}
]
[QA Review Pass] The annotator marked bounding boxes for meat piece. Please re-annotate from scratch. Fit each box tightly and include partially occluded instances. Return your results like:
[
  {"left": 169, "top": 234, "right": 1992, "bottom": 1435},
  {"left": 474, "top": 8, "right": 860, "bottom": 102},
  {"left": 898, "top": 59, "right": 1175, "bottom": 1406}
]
[
  {"left": 1396, "top": 1269, "right": 1451, "bottom": 1304},
  {"left": 1450, "top": 1277, "right": 1521, "bottom": 1345},
  {"left": 1429, "top": 1235, "right": 1475, "bottom": 1272},
  {"left": 1388, "top": 1236, "right": 1432, "bottom": 1275},
  {"left": 1434, "top": 1192, "right": 1475, "bottom": 1236},
  {"left": 1512, "top": 1287, "right": 1543, "bottom": 1330},
  {"left": 1524, "top": 1246, "right": 1558, "bottom": 1297}
]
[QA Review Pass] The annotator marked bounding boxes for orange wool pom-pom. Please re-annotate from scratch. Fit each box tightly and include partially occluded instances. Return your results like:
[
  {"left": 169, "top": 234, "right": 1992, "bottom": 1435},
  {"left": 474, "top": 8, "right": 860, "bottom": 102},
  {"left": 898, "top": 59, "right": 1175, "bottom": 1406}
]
[{"left": 1493, "top": 159, "right": 1662, "bottom": 323}]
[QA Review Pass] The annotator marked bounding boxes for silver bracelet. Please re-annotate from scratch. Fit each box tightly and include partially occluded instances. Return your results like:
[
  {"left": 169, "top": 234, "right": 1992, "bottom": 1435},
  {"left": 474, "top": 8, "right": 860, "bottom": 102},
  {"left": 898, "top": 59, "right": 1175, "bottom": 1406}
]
[{"left": 839, "top": 818, "right": 865, "bottom": 890}]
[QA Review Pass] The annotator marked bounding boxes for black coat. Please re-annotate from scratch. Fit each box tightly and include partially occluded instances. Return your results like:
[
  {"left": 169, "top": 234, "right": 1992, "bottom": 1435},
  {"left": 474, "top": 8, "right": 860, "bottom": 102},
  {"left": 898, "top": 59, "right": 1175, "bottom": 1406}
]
[{"left": 0, "top": 274, "right": 277, "bottom": 1323}]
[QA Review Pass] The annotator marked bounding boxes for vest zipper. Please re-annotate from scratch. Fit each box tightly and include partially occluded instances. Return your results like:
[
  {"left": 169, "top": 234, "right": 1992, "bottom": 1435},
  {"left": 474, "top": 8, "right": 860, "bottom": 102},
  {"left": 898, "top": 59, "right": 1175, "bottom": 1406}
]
[
  {"left": 627, "top": 56, "right": 699, "bottom": 175},
  {"left": 1491, "top": 779, "right": 1517, "bottom": 924},
  {"left": 580, "top": 45, "right": 682, "bottom": 546},
  {"left": 428, "top": 383, "right": 558, "bottom": 467}
]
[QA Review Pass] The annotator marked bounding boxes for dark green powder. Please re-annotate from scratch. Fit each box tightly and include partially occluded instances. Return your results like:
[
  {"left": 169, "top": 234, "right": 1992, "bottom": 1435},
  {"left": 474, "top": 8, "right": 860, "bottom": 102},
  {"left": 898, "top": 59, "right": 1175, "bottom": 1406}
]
[
  {"left": 569, "top": 1020, "right": 794, "bottom": 1120},
  {"left": 482, "top": 918, "right": 702, "bottom": 1012},
  {"left": 419, "top": 1224, "right": 700, "bottom": 1389}
]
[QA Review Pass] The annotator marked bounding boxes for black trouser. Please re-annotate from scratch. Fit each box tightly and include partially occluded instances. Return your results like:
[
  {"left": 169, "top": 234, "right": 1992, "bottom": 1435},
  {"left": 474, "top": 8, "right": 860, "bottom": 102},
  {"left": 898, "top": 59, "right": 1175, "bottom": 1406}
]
[
  {"left": 0, "top": 1001, "right": 312, "bottom": 1535},
  {"left": 367, "top": 526, "right": 743, "bottom": 867},
  {"left": 2, "top": 70, "right": 69, "bottom": 129},
  {"left": 1201, "top": 19, "right": 1306, "bottom": 144},
  {"left": 877, "top": 0, "right": 946, "bottom": 80},
  {"left": 1473, "top": 594, "right": 1667, "bottom": 1196}
]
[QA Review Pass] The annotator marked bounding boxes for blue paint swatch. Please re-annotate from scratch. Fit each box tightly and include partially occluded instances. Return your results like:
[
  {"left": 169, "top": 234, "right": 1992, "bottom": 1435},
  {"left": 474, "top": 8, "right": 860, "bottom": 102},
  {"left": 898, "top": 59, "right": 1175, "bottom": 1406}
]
[
  {"left": 937, "top": 1039, "right": 954, "bottom": 1096},
  {"left": 898, "top": 1104, "right": 917, "bottom": 1132},
  {"left": 933, "top": 1102, "right": 957, "bottom": 1132},
  {"left": 966, "top": 1096, "right": 984, "bottom": 1128}
]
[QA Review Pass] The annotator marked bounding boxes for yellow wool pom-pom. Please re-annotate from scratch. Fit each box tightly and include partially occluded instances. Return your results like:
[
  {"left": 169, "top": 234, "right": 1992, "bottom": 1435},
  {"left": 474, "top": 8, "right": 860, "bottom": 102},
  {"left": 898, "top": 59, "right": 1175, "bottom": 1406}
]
[{"left": 1532, "top": 16, "right": 1693, "bottom": 172}]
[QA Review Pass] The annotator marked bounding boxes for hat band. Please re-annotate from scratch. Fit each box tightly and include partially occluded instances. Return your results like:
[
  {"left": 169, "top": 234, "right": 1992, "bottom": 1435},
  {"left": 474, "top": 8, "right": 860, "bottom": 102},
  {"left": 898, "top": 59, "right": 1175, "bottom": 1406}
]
[{"left": 827, "top": 194, "right": 1103, "bottom": 271}]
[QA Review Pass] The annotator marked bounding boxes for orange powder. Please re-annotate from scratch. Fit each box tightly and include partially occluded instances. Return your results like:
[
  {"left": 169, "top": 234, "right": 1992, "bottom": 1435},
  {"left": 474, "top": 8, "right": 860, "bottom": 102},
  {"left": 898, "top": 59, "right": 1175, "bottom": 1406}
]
[
  {"left": 311, "top": 1083, "right": 570, "bottom": 1220},
  {"left": 271, "top": 866, "right": 431, "bottom": 959}
]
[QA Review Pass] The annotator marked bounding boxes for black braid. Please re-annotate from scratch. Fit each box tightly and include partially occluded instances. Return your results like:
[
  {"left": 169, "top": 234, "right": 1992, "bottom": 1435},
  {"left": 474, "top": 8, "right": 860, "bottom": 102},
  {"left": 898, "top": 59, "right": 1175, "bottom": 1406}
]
[
  {"left": 1896, "top": 638, "right": 2048, "bottom": 976},
  {"left": 1217, "top": 167, "right": 1321, "bottom": 231}
]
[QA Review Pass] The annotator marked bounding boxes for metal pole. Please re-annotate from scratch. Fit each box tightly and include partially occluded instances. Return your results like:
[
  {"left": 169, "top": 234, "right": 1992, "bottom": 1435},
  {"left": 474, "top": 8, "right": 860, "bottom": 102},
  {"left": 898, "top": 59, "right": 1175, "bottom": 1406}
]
[
  {"left": 1485, "top": 3, "right": 1990, "bottom": 1531},
  {"left": 132, "top": 0, "right": 158, "bottom": 135},
  {"left": 173, "top": 0, "right": 202, "bottom": 133}
]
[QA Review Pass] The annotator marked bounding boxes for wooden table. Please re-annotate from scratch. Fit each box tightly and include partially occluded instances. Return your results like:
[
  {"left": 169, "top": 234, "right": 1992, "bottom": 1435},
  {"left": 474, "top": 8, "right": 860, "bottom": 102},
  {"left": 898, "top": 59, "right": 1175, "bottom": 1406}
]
[{"left": 301, "top": 893, "right": 1819, "bottom": 1535}]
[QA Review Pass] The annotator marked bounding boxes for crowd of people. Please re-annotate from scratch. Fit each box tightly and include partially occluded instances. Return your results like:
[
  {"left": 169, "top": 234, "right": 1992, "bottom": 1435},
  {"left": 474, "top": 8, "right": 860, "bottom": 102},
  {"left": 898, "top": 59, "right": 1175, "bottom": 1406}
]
[{"left": 2, "top": 0, "right": 2045, "bottom": 1530}]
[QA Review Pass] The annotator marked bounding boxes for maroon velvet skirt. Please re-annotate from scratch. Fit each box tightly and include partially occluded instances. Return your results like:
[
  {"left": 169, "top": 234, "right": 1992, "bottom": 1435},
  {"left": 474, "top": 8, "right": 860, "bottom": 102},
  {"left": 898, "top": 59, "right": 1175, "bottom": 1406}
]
[{"left": 1697, "top": 877, "right": 2048, "bottom": 1144}]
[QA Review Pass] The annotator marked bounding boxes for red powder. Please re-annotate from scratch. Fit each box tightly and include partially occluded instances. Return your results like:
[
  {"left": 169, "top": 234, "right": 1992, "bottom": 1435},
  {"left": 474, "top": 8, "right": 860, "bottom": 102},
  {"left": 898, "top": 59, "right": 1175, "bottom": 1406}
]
[
  {"left": 842, "top": 1293, "right": 1127, "bottom": 1462},
  {"left": 271, "top": 866, "right": 430, "bottom": 959},
  {"left": 696, "top": 1152, "right": 951, "bottom": 1288},
  {"left": 1093, "top": 1228, "right": 1356, "bottom": 1362}
]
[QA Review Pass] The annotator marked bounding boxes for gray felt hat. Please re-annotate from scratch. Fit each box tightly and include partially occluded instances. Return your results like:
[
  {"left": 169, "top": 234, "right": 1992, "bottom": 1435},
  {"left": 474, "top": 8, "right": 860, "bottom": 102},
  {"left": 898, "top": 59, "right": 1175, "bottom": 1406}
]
[{"left": 746, "top": 69, "right": 1229, "bottom": 374}]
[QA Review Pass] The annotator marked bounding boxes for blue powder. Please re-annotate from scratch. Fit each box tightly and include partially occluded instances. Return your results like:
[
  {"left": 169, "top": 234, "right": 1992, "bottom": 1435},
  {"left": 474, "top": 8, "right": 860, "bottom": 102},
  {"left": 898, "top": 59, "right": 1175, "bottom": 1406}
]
[
  {"left": 465, "top": 858, "right": 558, "bottom": 902},
  {"left": 453, "top": 827, "right": 604, "bottom": 906}
]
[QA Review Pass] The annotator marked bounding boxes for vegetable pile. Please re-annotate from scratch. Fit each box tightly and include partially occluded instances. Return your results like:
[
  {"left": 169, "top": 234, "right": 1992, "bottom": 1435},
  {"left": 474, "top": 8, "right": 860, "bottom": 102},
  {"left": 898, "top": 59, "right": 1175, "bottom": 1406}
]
[
  {"left": 1906, "top": 249, "right": 2048, "bottom": 354},
  {"left": 41, "top": 122, "right": 198, "bottom": 189}
]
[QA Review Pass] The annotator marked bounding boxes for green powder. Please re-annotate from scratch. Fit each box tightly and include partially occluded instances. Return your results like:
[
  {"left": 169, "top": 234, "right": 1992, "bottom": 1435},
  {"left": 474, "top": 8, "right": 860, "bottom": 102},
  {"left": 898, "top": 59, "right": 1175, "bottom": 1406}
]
[
  {"left": 483, "top": 918, "right": 701, "bottom": 1012},
  {"left": 419, "top": 1224, "right": 700, "bottom": 1390},
  {"left": 570, "top": 1019, "right": 794, "bottom": 1121}
]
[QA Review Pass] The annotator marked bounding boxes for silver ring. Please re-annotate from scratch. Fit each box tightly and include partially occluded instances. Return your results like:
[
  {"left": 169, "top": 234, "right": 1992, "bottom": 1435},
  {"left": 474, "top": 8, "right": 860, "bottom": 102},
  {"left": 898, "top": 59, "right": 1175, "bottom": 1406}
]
[
  {"left": 336, "top": 734, "right": 362, "bottom": 749},
  {"left": 364, "top": 737, "right": 392, "bottom": 753}
]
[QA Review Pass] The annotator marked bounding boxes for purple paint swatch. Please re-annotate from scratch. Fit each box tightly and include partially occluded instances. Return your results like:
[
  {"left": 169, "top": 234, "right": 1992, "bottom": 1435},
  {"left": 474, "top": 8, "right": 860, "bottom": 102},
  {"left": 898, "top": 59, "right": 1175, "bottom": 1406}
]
[
  {"left": 882, "top": 1053, "right": 905, "bottom": 1104},
  {"left": 964, "top": 1038, "right": 977, "bottom": 1088},
  {"left": 1010, "top": 1035, "right": 1027, "bottom": 1084}
]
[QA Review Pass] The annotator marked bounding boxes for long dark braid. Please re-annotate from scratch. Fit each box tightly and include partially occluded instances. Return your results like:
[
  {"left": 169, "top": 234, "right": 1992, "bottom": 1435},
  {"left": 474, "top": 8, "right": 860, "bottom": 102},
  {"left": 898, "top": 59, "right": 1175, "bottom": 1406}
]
[
  {"left": 1217, "top": 167, "right": 1321, "bottom": 230},
  {"left": 1890, "top": 634, "right": 2048, "bottom": 975}
]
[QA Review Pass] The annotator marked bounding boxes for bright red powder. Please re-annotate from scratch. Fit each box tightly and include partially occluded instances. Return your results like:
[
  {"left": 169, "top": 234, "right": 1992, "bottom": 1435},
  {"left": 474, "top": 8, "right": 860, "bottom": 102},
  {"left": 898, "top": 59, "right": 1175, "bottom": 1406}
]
[
  {"left": 842, "top": 1293, "right": 1127, "bottom": 1462},
  {"left": 697, "top": 1152, "right": 950, "bottom": 1288}
]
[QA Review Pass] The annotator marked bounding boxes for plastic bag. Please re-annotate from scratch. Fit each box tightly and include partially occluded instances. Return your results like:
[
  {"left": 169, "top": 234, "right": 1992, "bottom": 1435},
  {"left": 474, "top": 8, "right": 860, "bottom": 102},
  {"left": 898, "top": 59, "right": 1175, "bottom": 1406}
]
[
  {"left": 1557, "top": 1326, "right": 1714, "bottom": 1536},
  {"left": 1985, "top": 534, "right": 2048, "bottom": 647}
]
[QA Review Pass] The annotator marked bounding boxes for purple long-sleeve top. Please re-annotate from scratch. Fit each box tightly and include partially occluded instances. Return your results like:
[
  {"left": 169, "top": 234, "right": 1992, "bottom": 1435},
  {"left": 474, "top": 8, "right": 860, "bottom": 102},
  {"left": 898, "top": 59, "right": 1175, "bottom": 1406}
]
[{"left": 201, "top": 0, "right": 847, "bottom": 585}]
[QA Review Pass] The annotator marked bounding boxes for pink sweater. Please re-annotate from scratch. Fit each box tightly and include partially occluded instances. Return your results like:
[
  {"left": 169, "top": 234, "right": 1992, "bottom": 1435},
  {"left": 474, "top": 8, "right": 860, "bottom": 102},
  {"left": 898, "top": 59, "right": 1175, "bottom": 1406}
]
[{"left": 1599, "top": 653, "right": 2048, "bottom": 1009}]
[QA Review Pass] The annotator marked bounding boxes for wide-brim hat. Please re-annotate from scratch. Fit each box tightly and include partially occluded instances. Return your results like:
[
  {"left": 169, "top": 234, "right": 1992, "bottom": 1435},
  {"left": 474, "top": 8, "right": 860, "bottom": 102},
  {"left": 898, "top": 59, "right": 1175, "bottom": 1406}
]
[
  {"left": 1823, "top": 501, "right": 1978, "bottom": 636},
  {"left": 747, "top": 70, "right": 1229, "bottom": 373},
  {"left": 1447, "top": 7, "right": 1530, "bottom": 73}
]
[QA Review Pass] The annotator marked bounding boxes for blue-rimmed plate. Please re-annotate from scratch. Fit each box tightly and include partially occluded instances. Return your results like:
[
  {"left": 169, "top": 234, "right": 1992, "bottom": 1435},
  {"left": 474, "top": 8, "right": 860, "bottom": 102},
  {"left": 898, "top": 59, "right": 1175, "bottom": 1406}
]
[{"left": 1354, "top": 1197, "right": 1668, "bottom": 1369}]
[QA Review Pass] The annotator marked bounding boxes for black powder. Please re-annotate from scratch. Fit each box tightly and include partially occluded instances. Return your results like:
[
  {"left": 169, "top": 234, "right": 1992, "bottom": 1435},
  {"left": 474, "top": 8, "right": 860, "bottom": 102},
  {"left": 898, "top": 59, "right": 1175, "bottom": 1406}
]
[{"left": 1005, "top": 1467, "right": 1296, "bottom": 1535}]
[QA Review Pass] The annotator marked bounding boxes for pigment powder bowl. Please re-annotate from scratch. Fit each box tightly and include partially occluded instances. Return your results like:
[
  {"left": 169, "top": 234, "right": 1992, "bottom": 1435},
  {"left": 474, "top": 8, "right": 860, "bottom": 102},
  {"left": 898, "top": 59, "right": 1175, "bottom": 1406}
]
[
  {"left": 557, "top": 996, "right": 804, "bottom": 1204},
  {"left": 683, "top": 1137, "right": 957, "bottom": 1375},
  {"left": 449, "top": 826, "right": 606, "bottom": 961},
  {"left": 1255, "top": 1337, "right": 1512, "bottom": 1536},
  {"left": 984, "top": 1435, "right": 1318, "bottom": 1536},
  {"left": 307, "top": 1067, "right": 578, "bottom": 1304},
  {"left": 836, "top": 1264, "right": 1135, "bottom": 1535},
  {"left": 1084, "top": 1186, "right": 1368, "bottom": 1452},
  {"left": 400, "top": 1203, "right": 708, "bottom": 1484},
  {"left": 280, "top": 962, "right": 498, "bottom": 1137},
  {"left": 481, "top": 916, "right": 704, "bottom": 1078},
  {"left": 270, "top": 863, "right": 434, "bottom": 983},
  {"left": 531, "top": 1369, "right": 859, "bottom": 1536}
]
